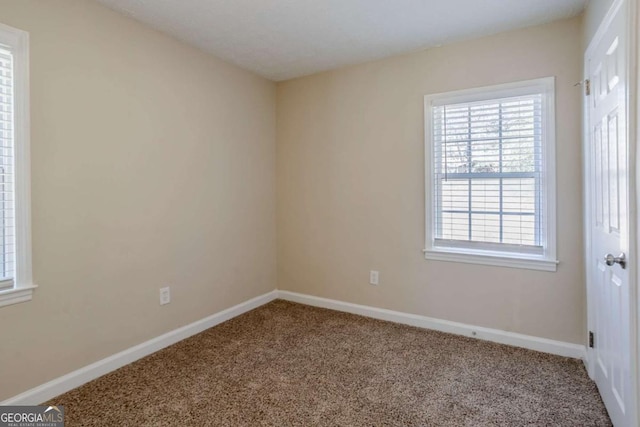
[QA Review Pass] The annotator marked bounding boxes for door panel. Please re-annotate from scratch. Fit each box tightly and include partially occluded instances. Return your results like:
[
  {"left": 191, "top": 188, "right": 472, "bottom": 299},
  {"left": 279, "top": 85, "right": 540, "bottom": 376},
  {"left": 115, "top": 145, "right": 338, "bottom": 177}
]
[{"left": 586, "top": 1, "right": 634, "bottom": 425}]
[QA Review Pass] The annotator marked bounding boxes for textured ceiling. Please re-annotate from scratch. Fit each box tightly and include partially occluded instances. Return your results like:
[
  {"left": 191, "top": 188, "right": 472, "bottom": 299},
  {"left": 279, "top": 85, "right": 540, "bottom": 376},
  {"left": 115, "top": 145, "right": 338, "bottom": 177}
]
[{"left": 95, "top": 0, "right": 588, "bottom": 81}]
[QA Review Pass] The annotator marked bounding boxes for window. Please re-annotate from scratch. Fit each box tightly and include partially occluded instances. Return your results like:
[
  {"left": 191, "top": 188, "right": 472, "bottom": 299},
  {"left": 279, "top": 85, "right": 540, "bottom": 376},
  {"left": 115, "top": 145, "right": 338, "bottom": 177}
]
[
  {"left": 424, "top": 78, "right": 557, "bottom": 271},
  {"left": 0, "top": 23, "right": 34, "bottom": 307}
]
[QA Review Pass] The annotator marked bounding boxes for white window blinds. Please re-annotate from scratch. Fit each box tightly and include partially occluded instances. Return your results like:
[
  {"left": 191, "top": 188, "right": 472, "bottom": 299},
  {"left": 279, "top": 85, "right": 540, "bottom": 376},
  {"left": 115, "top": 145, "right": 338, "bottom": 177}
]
[
  {"left": 0, "top": 45, "right": 15, "bottom": 288},
  {"left": 0, "top": 23, "right": 34, "bottom": 306},
  {"left": 432, "top": 93, "right": 544, "bottom": 254}
]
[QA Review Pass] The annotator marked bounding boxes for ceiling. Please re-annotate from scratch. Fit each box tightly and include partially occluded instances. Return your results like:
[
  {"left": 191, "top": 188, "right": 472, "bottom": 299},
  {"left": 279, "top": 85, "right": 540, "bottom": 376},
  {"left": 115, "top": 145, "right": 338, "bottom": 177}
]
[{"left": 95, "top": 0, "right": 588, "bottom": 81}]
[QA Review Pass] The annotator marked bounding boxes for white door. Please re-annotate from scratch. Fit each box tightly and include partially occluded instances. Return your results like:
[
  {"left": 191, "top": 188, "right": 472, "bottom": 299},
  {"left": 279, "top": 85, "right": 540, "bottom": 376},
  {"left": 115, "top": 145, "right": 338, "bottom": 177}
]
[{"left": 586, "top": 0, "right": 636, "bottom": 426}]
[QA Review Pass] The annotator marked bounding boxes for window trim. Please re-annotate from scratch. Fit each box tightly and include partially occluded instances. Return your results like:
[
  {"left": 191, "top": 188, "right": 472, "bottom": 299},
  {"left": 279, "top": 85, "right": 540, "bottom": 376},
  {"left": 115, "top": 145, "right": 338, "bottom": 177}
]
[
  {"left": 423, "top": 77, "right": 558, "bottom": 272},
  {"left": 0, "top": 22, "right": 36, "bottom": 307}
]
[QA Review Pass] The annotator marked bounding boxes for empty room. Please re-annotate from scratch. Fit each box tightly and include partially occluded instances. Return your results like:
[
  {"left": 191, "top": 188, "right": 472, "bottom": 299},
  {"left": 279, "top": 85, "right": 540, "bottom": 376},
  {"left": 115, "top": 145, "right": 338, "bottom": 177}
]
[{"left": 0, "top": 0, "right": 638, "bottom": 425}]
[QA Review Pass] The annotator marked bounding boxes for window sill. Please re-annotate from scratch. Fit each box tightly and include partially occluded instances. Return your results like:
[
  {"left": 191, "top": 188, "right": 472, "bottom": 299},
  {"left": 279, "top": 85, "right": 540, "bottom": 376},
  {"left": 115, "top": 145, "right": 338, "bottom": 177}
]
[
  {"left": 423, "top": 249, "right": 558, "bottom": 272},
  {"left": 0, "top": 284, "right": 37, "bottom": 308}
]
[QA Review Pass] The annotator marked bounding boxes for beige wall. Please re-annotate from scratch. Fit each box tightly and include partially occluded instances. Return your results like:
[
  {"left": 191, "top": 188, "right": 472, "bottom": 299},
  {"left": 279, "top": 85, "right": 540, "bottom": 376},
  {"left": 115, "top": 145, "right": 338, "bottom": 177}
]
[
  {"left": 277, "top": 17, "right": 585, "bottom": 344},
  {"left": 0, "top": 0, "right": 588, "bottom": 401},
  {"left": 0, "top": 0, "right": 276, "bottom": 401}
]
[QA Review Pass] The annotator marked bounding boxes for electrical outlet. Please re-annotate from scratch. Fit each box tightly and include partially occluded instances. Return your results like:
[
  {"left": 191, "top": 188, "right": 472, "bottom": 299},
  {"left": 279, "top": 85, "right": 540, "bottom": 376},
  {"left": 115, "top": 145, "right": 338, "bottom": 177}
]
[
  {"left": 369, "top": 270, "right": 379, "bottom": 285},
  {"left": 160, "top": 287, "right": 171, "bottom": 305}
]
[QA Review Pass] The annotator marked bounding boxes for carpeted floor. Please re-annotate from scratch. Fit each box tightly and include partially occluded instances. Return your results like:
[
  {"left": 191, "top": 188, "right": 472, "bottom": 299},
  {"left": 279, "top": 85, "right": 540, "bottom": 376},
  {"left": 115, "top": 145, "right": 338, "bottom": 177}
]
[{"left": 48, "top": 300, "right": 611, "bottom": 426}]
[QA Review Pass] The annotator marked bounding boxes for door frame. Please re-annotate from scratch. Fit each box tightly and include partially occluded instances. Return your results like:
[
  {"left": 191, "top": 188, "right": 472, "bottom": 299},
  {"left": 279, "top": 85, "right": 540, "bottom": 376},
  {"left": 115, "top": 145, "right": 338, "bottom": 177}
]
[{"left": 583, "top": 0, "right": 639, "bottom": 424}]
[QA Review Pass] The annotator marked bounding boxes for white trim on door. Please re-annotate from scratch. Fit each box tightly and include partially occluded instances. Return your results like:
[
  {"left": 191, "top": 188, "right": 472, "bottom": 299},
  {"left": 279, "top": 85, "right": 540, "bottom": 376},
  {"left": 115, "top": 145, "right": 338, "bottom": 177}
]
[{"left": 631, "top": 0, "right": 640, "bottom": 415}]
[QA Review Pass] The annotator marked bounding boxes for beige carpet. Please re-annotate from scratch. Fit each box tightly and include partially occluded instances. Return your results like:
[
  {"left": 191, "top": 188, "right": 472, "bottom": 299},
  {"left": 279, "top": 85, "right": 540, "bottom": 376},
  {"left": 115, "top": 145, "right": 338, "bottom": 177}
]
[{"left": 48, "top": 300, "right": 611, "bottom": 426}]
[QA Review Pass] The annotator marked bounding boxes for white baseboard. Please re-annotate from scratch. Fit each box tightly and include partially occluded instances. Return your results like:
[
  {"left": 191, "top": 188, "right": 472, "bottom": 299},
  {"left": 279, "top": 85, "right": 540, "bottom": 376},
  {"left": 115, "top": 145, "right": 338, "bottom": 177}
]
[
  {"left": 1, "top": 290, "right": 278, "bottom": 405},
  {"left": 277, "top": 290, "right": 587, "bottom": 360},
  {"left": 3, "top": 288, "right": 586, "bottom": 405}
]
